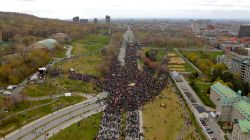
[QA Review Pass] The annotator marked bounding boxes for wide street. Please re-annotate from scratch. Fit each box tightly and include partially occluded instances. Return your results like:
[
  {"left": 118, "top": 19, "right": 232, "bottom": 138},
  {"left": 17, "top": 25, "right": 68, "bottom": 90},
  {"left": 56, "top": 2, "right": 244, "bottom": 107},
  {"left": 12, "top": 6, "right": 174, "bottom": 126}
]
[
  {"left": 97, "top": 26, "right": 145, "bottom": 140},
  {"left": 2, "top": 92, "right": 108, "bottom": 140}
]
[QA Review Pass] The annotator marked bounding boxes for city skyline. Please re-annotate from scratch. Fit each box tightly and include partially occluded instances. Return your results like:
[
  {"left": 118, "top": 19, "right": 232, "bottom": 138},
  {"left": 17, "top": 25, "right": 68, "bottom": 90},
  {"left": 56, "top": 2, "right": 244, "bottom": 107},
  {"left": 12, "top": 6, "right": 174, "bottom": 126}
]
[{"left": 1, "top": 0, "right": 250, "bottom": 20}]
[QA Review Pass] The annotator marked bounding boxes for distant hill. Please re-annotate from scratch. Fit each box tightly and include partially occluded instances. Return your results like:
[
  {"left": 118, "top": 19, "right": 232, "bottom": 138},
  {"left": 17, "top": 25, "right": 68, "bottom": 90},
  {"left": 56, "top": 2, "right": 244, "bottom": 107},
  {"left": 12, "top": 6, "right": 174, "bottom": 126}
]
[{"left": 0, "top": 12, "right": 104, "bottom": 43}]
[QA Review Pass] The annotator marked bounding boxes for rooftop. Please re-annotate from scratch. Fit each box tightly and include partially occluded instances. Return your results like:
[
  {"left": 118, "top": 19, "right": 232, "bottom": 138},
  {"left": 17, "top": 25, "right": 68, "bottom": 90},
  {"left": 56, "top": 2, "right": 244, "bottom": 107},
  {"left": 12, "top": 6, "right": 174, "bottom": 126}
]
[
  {"left": 234, "top": 100, "right": 250, "bottom": 120},
  {"left": 37, "top": 38, "right": 58, "bottom": 50},
  {"left": 238, "top": 120, "right": 250, "bottom": 133},
  {"left": 211, "top": 82, "right": 240, "bottom": 99}
]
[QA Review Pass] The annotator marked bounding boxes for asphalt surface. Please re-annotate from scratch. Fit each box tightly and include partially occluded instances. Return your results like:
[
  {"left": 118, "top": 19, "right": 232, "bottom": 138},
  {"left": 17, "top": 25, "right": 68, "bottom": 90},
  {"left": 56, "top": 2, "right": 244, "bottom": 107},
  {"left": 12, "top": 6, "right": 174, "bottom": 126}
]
[
  {"left": 4, "top": 45, "right": 73, "bottom": 102},
  {"left": 2, "top": 92, "right": 108, "bottom": 140},
  {"left": 118, "top": 27, "right": 135, "bottom": 66},
  {"left": 98, "top": 26, "right": 143, "bottom": 140},
  {"left": 174, "top": 75, "right": 224, "bottom": 140}
]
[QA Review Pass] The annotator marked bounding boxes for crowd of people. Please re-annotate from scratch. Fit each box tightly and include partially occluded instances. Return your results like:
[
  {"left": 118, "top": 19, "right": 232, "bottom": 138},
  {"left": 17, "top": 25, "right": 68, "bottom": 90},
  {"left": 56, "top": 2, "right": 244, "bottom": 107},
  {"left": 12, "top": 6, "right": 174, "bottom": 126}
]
[
  {"left": 68, "top": 72, "right": 99, "bottom": 83},
  {"left": 48, "top": 68, "right": 63, "bottom": 78},
  {"left": 97, "top": 112, "right": 122, "bottom": 140},
  {"left": 97, "top": 42, "right": 168, "bottom": 139},
  {"left": 100, "top": 43, "right": 168, "bottom": 113},
  {"left": 125, "top": 111, "right": 140, "bottom": 140}
]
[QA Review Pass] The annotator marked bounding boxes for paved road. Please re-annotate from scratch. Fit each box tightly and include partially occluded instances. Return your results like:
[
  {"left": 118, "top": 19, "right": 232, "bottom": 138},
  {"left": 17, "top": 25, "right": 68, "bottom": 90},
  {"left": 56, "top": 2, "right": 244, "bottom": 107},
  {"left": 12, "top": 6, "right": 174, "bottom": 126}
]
[
  {"left": 65, "top": 45, "right": 73, "bottom": 58},
  {"left": 118, "top": 26, "right": 135, "bottom": 66},
  {"left": 173, "top": 75, "right": 224, "bottom": 140},
  {"left": 98, "top": 26, "right": 143, "bottom": 140},
  {"left": 97, "top": 27, "right": 133, "bottom": 139},
  {"left": 37, "top": 105, "right": 106, "bottom": 140},
  {"left": 26, "top": 92, "right": 95, "bottom": 101},
  {"left": 0, "top": 93, "right": 96, "bottom": 121},
  {"left": 4, "top": 45, "right": 73, "bottom": 102},
  {"left": 176, "top": 48, "right": 223, "bottom": 52},
  {"left": 2, "top": 92, "right": 108, "bottom": 140},
  {"left": 125, "top": 111, "right": 140, "bottom": 140}
]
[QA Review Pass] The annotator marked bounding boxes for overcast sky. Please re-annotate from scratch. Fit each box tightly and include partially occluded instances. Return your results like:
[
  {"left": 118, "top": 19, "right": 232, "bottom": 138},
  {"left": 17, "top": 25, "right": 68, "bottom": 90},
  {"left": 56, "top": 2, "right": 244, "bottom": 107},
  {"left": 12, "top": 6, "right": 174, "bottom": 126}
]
[{"left": 1, "top": 0, "right": 250, "bottom": 19}]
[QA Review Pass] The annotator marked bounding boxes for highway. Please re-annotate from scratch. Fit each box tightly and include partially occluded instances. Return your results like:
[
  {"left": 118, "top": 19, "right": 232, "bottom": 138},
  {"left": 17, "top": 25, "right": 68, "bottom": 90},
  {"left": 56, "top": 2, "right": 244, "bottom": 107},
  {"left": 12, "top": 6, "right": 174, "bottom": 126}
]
[{"left": 2, "top": 92, "right": 108, "bottom": 140}]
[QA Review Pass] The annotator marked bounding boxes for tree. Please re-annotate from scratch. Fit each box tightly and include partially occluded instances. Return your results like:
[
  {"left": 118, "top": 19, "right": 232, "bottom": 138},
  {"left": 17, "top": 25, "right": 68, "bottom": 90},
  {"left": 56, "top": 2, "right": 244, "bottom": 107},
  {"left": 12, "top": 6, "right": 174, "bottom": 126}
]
[
  {"left": 210, "top": 63, "right": 226, "bottom": 82},
  {"left": 232, "top": 73, "right": 243, "bottom": 93},
  {"left": 221, "top": 70, "right": 233, "bottom": 82}
]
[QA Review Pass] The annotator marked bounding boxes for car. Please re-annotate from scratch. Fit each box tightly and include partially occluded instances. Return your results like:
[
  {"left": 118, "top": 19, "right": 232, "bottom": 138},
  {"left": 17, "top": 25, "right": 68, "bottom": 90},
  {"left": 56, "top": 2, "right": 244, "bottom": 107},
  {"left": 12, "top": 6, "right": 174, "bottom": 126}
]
[
  {"left": 7, "top": 85, "right": 17, "bottom": 90},
  {"left": 206, "top": 128, "right": 213, "bottom": 134},
  {"left": 202, "top": 122, "right": 208, "bottom": 127},
  {"left": 3, "top": 91, "right": 12, "bottom": 95},
  {"left": 210, "top": 137, "right": 217, "bottom": 140},
  {"left": 205, "top": 127, "right": 211, "bottom": 131},
  {"left": 207, "top": 130, "right": 213, "bottom": 134}
]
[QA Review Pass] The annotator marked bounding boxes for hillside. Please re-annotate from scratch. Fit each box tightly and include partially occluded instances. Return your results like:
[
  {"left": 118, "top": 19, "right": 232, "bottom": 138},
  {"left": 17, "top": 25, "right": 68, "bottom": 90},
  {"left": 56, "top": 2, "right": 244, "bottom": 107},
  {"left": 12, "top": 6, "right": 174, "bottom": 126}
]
[{"left": 0, "top": 12, "right": 105, "bottom": 43}]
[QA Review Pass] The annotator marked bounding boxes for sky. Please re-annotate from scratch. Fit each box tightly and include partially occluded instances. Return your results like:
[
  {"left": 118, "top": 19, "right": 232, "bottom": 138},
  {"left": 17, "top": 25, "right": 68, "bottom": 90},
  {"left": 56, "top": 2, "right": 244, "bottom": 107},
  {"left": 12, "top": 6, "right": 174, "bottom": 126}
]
[{"left": 0, "top": 0, "right": 250, "bottom": 19}]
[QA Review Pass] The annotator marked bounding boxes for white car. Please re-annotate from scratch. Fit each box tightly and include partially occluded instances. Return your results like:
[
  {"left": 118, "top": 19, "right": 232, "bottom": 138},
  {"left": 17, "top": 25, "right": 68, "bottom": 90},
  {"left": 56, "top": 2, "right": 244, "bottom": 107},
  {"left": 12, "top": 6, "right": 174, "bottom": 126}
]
[
  {"left": 3, "top": 91, "right": 12, "bottom": 95},
  {"left": 7, "top": 85, "right": 17, "bottom": 90}
]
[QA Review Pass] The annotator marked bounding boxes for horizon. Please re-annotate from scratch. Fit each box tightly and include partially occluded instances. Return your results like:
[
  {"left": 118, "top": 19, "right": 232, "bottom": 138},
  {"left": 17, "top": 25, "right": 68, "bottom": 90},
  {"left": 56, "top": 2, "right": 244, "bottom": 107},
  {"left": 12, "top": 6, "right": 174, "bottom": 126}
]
[{"left": 1, "top": 0, "right": 250, "bottom": 20}]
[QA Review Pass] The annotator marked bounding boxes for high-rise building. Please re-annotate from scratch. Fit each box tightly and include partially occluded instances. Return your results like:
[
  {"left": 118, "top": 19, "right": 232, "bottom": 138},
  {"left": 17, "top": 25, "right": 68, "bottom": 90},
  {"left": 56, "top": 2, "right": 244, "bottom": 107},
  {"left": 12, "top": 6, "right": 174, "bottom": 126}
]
[
  {"left": 238, "top": 25, "right": 250, "bottom": 38},
  {"left": 105, "top": 15, "right": 111, "bottom": 23},
  {"left": 94, "top": 18, "right": 98, "bottom": 23},
  {"left": 230, "top": 58, "right": 250, "bottom": 83},
  {"left": 73, "top": 16, "right": 80, "bottom": 22}
]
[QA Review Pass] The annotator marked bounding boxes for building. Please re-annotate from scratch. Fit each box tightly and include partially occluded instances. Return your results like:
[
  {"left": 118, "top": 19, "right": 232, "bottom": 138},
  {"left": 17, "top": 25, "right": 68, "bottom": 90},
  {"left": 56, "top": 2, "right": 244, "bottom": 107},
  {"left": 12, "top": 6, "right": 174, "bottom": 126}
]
[
  {"left": 210, "top": 82, "right": 250, "bottom": 140},
  {"left": 73, "top": 16, "right": 80, "bottom": 22},
  {"left": 105, "top": 15, "right": 111, "bottom": 23},
  {"left": 94, "top": 18, "right": 98, "bottom": 23},
  {"left": 191, "top": 20, "right": 212, "bottom": 35},
  {"left": 239, "top": 25, "right": 250, "bottom": 38},
  {"left": 230, "top": 58, "right": 250, "bottom": 83},
  {"left": 210, "top": 82, "right": 241, "bottom": 121},
  {"left": 29, "top": 39, "right": 59, "bottom": 51},
  {"left": 232, "top": 120, "right": 250, "bottom": 140},
  {"left": 80, "top": 19, "right": 88, "bottom": 23},
  {"left": 216, "top": 55, "right": 232, "bottom": 69},
  {"left": 231, "top": 99, "right": 250, "bottom": 122}
]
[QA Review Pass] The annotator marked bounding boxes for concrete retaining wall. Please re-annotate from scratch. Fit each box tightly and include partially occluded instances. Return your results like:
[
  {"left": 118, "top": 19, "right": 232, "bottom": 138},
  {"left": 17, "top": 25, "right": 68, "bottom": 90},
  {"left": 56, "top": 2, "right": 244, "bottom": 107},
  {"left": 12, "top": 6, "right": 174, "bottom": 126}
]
[{"left": 170, "top": 74, "right": 211, "bottom": 140}]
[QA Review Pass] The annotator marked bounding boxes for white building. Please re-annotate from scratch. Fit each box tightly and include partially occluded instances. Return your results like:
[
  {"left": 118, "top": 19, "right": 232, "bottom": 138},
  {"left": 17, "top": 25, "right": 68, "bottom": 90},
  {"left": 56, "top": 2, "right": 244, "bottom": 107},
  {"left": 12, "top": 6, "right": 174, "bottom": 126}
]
[
  {"left": 232, "top": 120, "right": 250, "bottom": 140},
  {"left": 210, "top": 82, "right": 250, "bottom": 140}
]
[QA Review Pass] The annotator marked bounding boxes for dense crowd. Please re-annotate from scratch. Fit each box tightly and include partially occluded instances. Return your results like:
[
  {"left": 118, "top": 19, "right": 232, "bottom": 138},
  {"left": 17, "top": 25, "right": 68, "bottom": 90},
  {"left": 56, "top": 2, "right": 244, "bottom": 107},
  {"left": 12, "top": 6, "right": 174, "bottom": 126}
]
[
  {"left": 99, "top": 43, "right": 168, "bottom": 112},
  {"left": 97, "top": 112, "right": 122, "bottom": 140},
  {"left": 125, "top": 111, "right": 140, "bottom": 140},
  {"left": 48, "top": 68, "right": 63, "bottom": 78},
  {"left": 68, "top": 72, "right": 99, "bottom": 83},
  {"left": 97, "top": 42, "right": 168, "bottom": 139}
]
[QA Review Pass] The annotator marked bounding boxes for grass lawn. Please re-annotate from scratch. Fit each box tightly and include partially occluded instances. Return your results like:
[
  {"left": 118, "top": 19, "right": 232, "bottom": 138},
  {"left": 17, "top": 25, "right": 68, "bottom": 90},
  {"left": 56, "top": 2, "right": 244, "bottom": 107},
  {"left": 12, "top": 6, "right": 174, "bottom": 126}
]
[
  {"left": 72, "top": 34, "right": 110, "bottom": 56},
  {"left": 49, "top": 113, "right": 102, "bottom": 140},
  {"left": 141, "top": 47, "right": 197, "bottom": 73},
  {"left": 194, "top": 80, "right": 215, "bottom": 108},
  {"left": 180, "top": 51, "right": 224, "bottom": 61},
  {"left": 0, "top": 96, "right": 86, "bottom": 136},
  {"left": 22, "top": 75, "right": 99, "bottom": 97},
  {"left": 0, "top": 99, "right": 51, "bottom": 119},
  {"left": 53, "top": 48, "right": 66, "bottom": 58},
  {"left": 55, "top": 53, "right": 103, "bottom": 77},
  {"left": 22, "top": 34, "right": 107, "bottom": 98},
  {"left": 143, "top": 87, "right": 197, "bottom": 140}
]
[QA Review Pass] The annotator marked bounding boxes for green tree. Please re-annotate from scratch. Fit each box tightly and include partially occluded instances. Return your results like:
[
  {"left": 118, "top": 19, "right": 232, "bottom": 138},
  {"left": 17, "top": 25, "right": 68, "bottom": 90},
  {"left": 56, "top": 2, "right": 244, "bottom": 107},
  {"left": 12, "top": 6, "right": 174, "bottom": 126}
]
[
  {"left": 210, "top": 63, "right": 226, "bottom": 82},
  {"left": 221, "top": 70, "right": 233, "bottom": 82}
]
